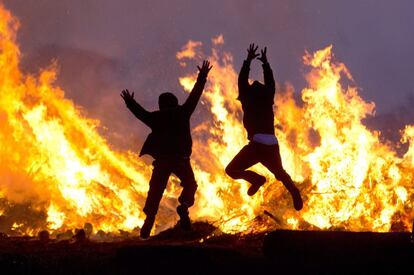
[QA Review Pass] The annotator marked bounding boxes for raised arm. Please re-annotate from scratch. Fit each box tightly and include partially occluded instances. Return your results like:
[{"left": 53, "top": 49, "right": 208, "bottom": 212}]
[
  {"left": 120, "top": 89, "right": 153, "bottom": 127},
  {"left": 238, "top": 44, "right": 259, "bottom": 97},
  {"left": 258, "top": 47, "right": 275, "bottom": 92},
  {"left": 182, "top": 60, "right": 212, "bottom": 115}
]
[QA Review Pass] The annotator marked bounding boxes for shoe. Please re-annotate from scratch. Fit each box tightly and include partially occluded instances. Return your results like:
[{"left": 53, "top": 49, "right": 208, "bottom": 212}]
[
  {"left": 176, "top": 205, "right": 192, "bottom": 231},
  {"left": 247, "top": 176, "right": 266, "bottom": 196},
  {"left": 290, "top": 187, "right": 303, "bottom": 211},
  {"left": 140, "top": 215, "right": 155, "bottom": 239}
]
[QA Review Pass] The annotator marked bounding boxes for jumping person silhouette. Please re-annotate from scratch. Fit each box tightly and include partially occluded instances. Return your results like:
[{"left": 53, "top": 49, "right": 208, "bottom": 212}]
[
  {"left": 121, "top": 60, "right": 212, "bottom": 239},
  {"left": 225, "top": 44, "right": 303, "bottom": 211}
]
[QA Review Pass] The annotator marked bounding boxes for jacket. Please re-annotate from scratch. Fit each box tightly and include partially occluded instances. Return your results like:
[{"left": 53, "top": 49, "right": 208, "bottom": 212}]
[
  {"left": 125, "top": 74, "right": 207, "bottom": 158},
  {"left": 238, "top": 60, "right": 276, "bottom": 140}
]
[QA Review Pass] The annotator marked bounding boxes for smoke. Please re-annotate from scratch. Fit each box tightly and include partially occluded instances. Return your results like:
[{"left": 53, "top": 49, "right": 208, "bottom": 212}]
[
  {"left": 19, "top": 45, "right": 145, "bottom": 151},
  {"left": 1, "top": 0, "right": 308, "bottom": 141},
  {"left": 364, "top": 94, "right": 414, "bottom": 156},
  {"left": 3, "top": 0, "right": 412, "bottom": 133}
]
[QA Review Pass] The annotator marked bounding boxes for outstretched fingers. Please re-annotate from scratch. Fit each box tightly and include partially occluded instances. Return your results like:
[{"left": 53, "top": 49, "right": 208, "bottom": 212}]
[
  {"left": 198, "top": 60, "right": 212, "bottom": 75},
  {"left": 204, "top": 60, "right": 213, "bottom": 71},
  {"left": 248, "top": 43, "right": 258, "bottom": 52},
  {"left": 258, "top": 46, "right": 268, "bottom": 63},
  {"left": 247, "top": 43, "right": 260, "bottom": 60},
  {"left": 120, "top": 89, "right": 134, "bottom": 101}
]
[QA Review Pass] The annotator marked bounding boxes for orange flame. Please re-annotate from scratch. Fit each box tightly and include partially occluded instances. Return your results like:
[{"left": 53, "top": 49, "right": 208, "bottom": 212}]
[
  {"left": 0, "top": 5, "right": 150, "bottom": 235},
  {"left": 0, "top": 5, "right": 412, "bottom": 236},
  {"left": 178, "top": 36, "right": 414, "bottom": 233}
]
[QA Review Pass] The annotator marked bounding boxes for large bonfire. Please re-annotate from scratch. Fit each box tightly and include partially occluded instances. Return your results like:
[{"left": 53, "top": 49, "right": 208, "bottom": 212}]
[{"left": 0, "top": 5, "right": 412, "bottom": 237}]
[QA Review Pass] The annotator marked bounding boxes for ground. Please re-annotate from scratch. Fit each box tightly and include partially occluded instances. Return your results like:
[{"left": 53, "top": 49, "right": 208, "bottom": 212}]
[{"left": 0, "top": 222, "right": 412, "bottom": 274}]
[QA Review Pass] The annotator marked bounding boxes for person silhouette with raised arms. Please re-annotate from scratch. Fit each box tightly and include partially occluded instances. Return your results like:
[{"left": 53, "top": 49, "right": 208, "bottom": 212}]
[
  {"left": 225, "top": 44, "right": 303, "bottom": 211},
  {"left": 121, "top": 60, "right": 212, "bottom": 239}
]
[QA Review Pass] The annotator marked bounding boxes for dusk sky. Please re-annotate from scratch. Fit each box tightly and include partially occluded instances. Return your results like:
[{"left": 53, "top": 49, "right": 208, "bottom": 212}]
[{"left": 3, "top": 0, "right": 414, "bottom": 146}]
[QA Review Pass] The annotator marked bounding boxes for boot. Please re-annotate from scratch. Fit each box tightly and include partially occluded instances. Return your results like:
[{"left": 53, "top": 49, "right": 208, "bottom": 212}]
[
  {"left": 176, "top": 205, "right": 191, "bottom": 231},
  {"left": 289, "top": 186, "right": 303, "bottom": 211},
  {"left": 247, "top": 175, "right": 266, "bottom": 196},
  {"left": 140, "top": 215, "right": 155, "bottom": 239}
]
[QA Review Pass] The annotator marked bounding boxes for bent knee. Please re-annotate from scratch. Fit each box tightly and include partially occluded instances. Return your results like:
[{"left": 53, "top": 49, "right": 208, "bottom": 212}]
[{"left": 225, "top": 165, "right": 236, "bottom": 178}]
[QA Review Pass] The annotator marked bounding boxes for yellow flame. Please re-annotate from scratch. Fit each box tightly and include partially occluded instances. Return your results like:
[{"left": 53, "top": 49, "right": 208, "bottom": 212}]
[
  {"left": 176, "top": 40, "right": 203, "bottom": 60},
  {"left": 47, "top": 202, "right": 65, "bottom": 230},
  {"left": 11, "top": 222, "right": 23, "bottom": 231},
  {"left": 177, "top": 36, "right": 414, "bottom": 233},
  {"left": 0, "top": 5, "right": 150, "bottom": 234},
  {"left": 402, "top": 125, "right": 414, "bottom": 166}
]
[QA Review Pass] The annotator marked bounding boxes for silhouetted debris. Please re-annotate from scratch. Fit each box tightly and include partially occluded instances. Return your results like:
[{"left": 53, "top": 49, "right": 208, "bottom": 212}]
[
  {"left": 151, "top": 221, "right": 217, "bottom": 241},
  {"left": 94, "top": 229, "right": 114, "bottom": 242},
  {"left": 84, "top": 223, "right": 93, "bottom": 237},
  {"left": 74, "top": 229, "right": 86, "bottom": 243},
  {"left": 412, "top": 220, "right": 414, "bottom": 243},
  {"left": 0, "top": 200, "right": 47, "bottom": 236},
  {"left": 96, "top": 229, "right": 106, "bottom": 238},
  {"left": 38, "top": 230, "right": 50, "bottom": 242},
  {"left": 118, "top": 229, "right": 133, "bottom": 239},
  {"left": 56, "top": 230, "right": 73, "bottom": 241},
  {"left": 0, "top": 232, "right": 7, "bottom": 240}
]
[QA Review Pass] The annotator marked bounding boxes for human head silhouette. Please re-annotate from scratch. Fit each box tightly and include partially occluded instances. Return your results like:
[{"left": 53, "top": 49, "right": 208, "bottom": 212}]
[
  {"left": 250, "top": 80, "right": 265, "bottom": 91},
  {"left": 158, "top": 92, "right": 178, "bottom": 110}
]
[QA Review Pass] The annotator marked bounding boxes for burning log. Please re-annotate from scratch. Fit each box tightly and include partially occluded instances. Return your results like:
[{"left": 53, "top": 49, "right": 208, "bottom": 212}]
[{"left": 263, "top": 210, "right": 282, "bottom": 225}]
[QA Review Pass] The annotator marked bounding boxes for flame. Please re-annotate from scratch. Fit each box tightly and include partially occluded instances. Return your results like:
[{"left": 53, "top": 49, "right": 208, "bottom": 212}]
[
  {"left": 402, "top": 125, "right": 414, "bottom": 166},
  {"left": 0, "top": 4, "right": 412, "bottom": 237},
  {"left": 0, "top": 5, "right": 151, "bottom": 235},
  {"left": 177, "top": 35, "right": 414, "bottom": 233}
]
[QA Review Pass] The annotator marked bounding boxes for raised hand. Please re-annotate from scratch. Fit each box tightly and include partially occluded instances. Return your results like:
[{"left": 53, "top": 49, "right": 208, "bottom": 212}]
[
  {"left": 257, "top": 47, "right": 268, "bottom": 64},
  {"left": 197, "top": 60, "right": 213, "bottom": 77},
  {"left": 120, "top": 89, "right": 135, "bottom": 103},
  {"left": 246, "top": 43, "right": 259, "bottom": 61}
]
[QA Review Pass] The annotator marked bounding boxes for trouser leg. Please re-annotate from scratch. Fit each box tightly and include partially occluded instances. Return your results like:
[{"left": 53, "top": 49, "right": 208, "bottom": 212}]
[
  {"left": 143, "top": 160, "right": 171, "bottom": 217},
  {"left": 260, "top": 144, "right": 296, "bottom": 190},
  {"left": 173, "top": 159, "right": 197, "bottom": 208},
  {"left": 260, "top": 144, "right": 303, "bottom": 210},
  {"left": 225, "top": 143, "right": 265, "bottom": 185}
]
